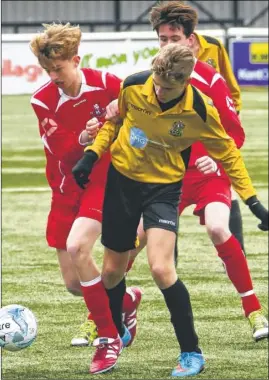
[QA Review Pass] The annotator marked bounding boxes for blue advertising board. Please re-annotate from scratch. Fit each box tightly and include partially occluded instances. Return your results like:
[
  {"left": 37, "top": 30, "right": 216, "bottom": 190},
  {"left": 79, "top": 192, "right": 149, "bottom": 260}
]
[{"left": 229, "top": 38, "right": 268, "bottom": 86}]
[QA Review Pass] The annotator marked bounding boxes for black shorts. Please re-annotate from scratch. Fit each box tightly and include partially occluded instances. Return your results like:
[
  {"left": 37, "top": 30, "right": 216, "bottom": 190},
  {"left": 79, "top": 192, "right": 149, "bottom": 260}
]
[{"left": 101, "top": 164, "right": 182, "bottom": 252}]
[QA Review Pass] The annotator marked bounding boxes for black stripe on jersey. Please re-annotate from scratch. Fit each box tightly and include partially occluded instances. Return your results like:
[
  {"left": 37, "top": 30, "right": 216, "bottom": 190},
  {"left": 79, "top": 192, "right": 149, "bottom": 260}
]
[
  {"left": 191, "top": 86, "right": 207, "bottom": 122},
  {"left": 123, "top": 70, "right": 152, "bottom": 89},
  {"left": 181, "top": 146, "right": 192, "bottom": 170},
  {"left": 202, "top": 35, "right": 221, "bottom": 48}
]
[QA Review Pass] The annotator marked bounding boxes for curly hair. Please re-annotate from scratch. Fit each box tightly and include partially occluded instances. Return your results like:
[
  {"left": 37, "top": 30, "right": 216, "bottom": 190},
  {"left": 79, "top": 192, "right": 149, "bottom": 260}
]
[
  {"left": 151, "top": 43, "right": 195, "bottom": 83},
  {"left": 30, "top": 22, "right": 82, "bottom": 66},
  {"left": 149, "top": 1, "right": 198, "bottom": 37}
]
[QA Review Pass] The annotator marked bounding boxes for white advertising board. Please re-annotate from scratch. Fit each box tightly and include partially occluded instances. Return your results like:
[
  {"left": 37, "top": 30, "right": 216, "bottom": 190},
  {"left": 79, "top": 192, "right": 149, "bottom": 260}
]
[{"left": 2, "top": 30, "right": 225, "bottom": 95}]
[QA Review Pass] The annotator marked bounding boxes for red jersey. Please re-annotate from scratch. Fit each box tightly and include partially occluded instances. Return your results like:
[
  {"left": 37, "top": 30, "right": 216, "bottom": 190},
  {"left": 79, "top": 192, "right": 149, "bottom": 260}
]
[
  {"left": 188, "top": 59, "right": 245, "bottom": 179},
  {"left": 31, "top": 68, "right": 121, "bottom": 194}
]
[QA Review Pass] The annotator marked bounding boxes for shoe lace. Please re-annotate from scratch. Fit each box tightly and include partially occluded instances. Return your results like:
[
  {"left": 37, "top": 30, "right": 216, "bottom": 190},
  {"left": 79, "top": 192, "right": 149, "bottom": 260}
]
[
  {"left": 93, "top": 341, "right": 118, "bottom": 360},
  {"left": 77, "top": 320, "right": 96, "bottom": 338},
  {"left": 249, "top": 310, "right": 267, "bottom": 330}
]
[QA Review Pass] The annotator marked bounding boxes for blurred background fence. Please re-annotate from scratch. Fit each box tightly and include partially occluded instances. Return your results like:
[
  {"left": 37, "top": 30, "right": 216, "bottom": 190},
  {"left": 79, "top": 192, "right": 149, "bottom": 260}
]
[
  {"left": 2, "top": 1, "right": 268, "bottom": 94},
  {"left": 2, "top": 0, "right": 268, "bottom": 33}
]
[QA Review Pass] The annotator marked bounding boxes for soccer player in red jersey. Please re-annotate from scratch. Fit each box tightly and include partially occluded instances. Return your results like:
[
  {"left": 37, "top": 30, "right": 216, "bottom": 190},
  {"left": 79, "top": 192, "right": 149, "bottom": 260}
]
[
  {"left": 150, "top": 1, "right": 246, "bottom": 255},
  {"left": 30, "top": 22, "right": 142, "bottom": 374}
]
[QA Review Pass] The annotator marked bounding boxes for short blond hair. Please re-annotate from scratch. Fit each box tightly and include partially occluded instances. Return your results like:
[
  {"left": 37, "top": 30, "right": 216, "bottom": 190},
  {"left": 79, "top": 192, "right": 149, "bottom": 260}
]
[
  {"left": 151, "top": 43, "right": 195, "bottom": 83},
  {"left": 30, "top": 22, "right": 82, "bottom": 66}
]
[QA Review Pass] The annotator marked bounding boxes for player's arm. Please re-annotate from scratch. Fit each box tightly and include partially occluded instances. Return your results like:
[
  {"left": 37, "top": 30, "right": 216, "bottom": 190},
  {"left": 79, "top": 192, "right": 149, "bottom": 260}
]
[
  {"left": 72, "top": 83, "right": 127, "bottom": 189},
  {"left": 84, "top": 82, "right": 127, "bottom": 157},
  {"left": 210, "top": 76, "right": 245, "bottom": 148},
  {"left": 31, "top": 101, "right": 90, "bottom": 164},
  {"left": 71, "top": 120, "right": 117, "bottom": 189},
  {"left": 218, "top": 44, "right": 242, "bottom": 112},
  {"left": 200, "top": 109, "right": 268, "bottom": 230},
  {"left": 84, "top": 120, "right": 119, "bottom": 157}
]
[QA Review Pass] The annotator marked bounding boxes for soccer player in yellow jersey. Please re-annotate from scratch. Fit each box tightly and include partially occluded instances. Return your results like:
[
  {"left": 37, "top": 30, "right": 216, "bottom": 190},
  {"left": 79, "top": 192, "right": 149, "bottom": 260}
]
[
  {"left": 149, "top": 0, "right": 246, "bottom": 259},
  {"left": 72, "top": 44, "right": 268, "bottom": 377}
]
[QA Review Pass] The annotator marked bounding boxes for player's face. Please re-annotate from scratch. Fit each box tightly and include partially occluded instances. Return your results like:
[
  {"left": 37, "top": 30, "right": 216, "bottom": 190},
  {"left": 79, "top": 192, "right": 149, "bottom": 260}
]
[
  {"left": 42, "top": 56, "right": 80, "bottom": 90},
  {"left": 153, "top": 73, "right": 188, "bottom": 103},
  {"left": 158, "top": 24, "right": 195, "bottom": 50}
]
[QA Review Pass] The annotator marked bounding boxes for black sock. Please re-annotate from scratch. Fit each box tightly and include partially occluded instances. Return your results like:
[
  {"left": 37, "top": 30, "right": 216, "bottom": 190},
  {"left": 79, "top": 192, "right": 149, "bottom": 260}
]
[
  {"left": 161, "top": 279, "right": 201, "bottom": 353},
  {"left": 229, "top": 200, "right": 246, "bottom": 255},
  {"left": 105, "top": 278, "right": 126, "bottom": 337}
]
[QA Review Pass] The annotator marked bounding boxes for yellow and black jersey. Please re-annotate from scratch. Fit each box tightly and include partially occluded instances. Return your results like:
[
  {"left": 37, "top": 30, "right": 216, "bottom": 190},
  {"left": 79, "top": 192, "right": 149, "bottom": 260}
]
[
  {"left": 86, "top": 70, "right": 255, "bottom": 201},
  {"left": 195, "top": 33, "right": 242, "bottom": 112}
]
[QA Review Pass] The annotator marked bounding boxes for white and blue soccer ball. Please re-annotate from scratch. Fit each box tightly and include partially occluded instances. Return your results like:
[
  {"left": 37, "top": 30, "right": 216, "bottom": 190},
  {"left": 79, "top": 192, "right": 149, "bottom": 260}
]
[{"left": 0, "top": 304, "right": 37, "bottom": 352}]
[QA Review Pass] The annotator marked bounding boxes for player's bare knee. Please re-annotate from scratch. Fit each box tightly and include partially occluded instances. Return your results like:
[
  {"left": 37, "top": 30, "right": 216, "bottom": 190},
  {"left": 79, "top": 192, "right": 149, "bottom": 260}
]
[
  {"left": 67, "top": 240, "right": 89, "bottom": 264},
  {"left": 206, "top": 224, "right": 230, "bottom": 244},
  {"left": 150, "top": 263, "right": 171, "bottom": 282},
  {"left": 102, "top": 266, "right": 123, "bottom": 288}
]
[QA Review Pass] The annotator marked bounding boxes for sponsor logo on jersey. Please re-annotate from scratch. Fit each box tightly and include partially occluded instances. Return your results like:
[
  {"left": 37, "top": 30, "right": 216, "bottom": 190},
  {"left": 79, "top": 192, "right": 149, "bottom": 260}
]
[
  {"left": 130, "top": 127, "right": 148, "bottom": 148},
  {"left": 73, "top": 99, "right": 87, "bottom": 107},
  {"left": 129, "top": 102, "right": 152, "bottom": 115},
  {"left": 169, "top": 121, "right": 185, "bottom": 137},
  {"left": 130, "top": 127, "right": 170, "bottom": 150}
]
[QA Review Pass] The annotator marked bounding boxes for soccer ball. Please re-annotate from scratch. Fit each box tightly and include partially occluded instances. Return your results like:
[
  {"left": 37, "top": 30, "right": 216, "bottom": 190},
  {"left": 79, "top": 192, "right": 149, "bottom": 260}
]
[{"left": 0, "top": 304, "right": 37, "bottom": 352}]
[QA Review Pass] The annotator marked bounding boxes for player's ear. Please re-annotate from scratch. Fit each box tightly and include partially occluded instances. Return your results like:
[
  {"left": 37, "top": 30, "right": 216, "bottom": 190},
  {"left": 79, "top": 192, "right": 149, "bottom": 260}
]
[
  {"left": 73, "top": 55, "right": 80, "bottom": 67},
  {"left": 188, "top": 33, "right": 196, "bottom": 48}
]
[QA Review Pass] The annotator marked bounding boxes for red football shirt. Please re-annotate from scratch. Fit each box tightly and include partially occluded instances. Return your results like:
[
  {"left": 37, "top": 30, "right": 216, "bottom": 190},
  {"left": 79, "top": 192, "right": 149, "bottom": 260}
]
[
  {"left": 31, "top": 68, "right": 121, "bottom": 193},
  {"left": 188, "top": 59, "right": 245, "bottom": 179}
]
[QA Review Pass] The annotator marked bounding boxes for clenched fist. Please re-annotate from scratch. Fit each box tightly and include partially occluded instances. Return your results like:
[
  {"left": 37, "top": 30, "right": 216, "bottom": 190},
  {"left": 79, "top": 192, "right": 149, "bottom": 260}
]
[{"left": 86, "top": 117, "right": 102, "bottom": 140}]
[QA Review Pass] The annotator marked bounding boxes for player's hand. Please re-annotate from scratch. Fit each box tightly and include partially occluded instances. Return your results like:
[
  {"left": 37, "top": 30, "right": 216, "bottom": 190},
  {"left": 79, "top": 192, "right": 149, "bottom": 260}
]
[
  {"left": 105, "top": 99, "right": 122, "bottom": 124},
  {"left": 86, "top": 117, "right": 102, "bottom": 139},
  {"left": 72, "top": 151, "right": 98, "bottom": 189},
  {"left": 246, "top": 196, "right": 269, "bottom": 231},
  {"left": 195, "top": 156, "right": 218, "bottom": 175}
]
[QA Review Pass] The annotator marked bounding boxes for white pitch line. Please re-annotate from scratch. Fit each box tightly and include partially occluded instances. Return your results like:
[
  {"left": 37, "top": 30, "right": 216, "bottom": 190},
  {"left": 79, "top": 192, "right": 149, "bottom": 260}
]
[
  {"left": 242, "top": 109, "right": 268, "bottom": 114},
  {"left": 2, "top": 114, "right": 35, "bottom": 119},
  {"left": 2, "top": 168, "right": 45, "bottom": 174},
  {"left": 2, "top": 138, "right": 41, "bottom": 144},
  {"left": 2, "top": 156, "right": 45, "bottom": 162},
  {"left": 2, "top": 146, "right": 43, "bottom": 152},
  {"left": 2, "top": 187, "right": 50, "bottom": 193}
]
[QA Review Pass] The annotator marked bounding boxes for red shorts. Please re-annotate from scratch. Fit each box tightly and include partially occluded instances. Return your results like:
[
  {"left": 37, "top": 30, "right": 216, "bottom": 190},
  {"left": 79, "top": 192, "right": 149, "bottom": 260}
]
[
  {"left": 178, "top": 176, "right": 231, "bottom": 225},
  {"left": 46, "top": 182, "right": 105, "bottom": 250}
]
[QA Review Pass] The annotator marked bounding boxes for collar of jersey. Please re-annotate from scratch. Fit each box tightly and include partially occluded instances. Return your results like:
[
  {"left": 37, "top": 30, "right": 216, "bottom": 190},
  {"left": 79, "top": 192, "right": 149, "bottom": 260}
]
[
  {"left": 141, "top": 75, "right": 194, "bottom": 113},
  {"left": 194, "top": 32, "right": 209, "bottom": 56}
]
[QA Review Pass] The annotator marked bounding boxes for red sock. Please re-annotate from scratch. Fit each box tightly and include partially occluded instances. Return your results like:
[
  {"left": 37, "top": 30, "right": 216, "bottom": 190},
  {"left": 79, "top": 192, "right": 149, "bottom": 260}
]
[
  {"left": 215, "top": 235, "right": 261, "bottom": 316},
  {"left": 81, "top": 276, "right": 118, "bottom": 338}
]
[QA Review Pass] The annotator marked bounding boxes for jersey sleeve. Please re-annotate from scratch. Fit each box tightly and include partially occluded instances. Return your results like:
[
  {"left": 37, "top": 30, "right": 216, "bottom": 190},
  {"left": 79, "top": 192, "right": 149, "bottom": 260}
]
[
  {"left": 85, "top": 120, "right": 120, "bottom": 157},
  {"left": 218, "top": 44, "right": 242, "bottom": 112},
  {"left": 31, "top": 99, "right": 85, "bottom": 164},
  {"left": 199, "top": 105, "right": 256, "bottom": 202},
  {"left": 210, "top": 76, "right": 245, "bottom": 148},
  {"left": 85, "top": 82, "right": 126, "bottom": 157}
]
